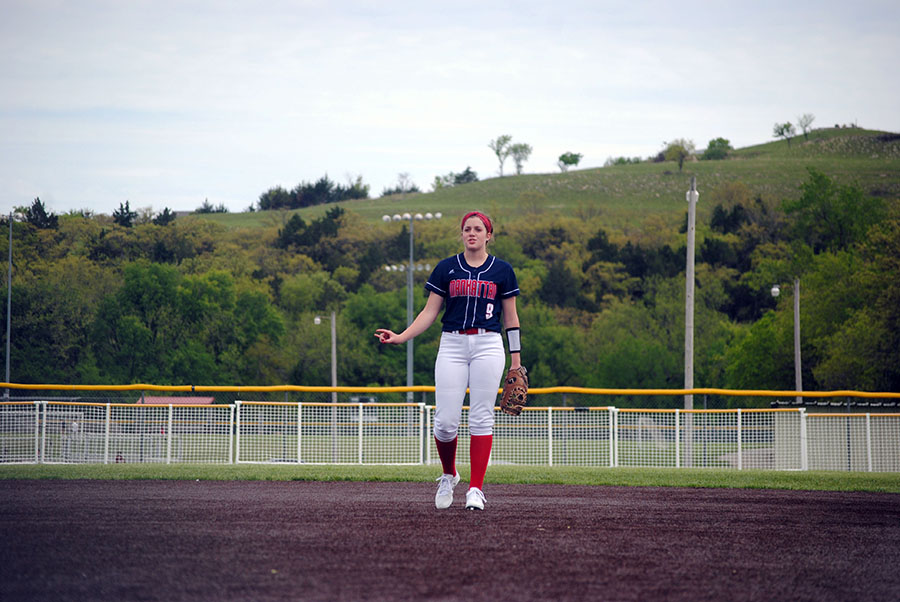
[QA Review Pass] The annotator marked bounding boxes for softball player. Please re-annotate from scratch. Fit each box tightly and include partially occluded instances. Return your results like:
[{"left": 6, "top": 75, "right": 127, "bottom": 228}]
[{"left": 375, "top": 211, "right": 521, "bottom": 511}]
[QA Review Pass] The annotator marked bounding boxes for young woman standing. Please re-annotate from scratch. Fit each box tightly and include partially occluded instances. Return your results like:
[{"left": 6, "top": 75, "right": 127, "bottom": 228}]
[{"left": 375, "top": 211, "right": 521, "bottom": 510}]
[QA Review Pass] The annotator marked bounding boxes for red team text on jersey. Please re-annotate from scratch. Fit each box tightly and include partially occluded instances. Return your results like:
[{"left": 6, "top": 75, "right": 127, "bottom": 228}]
[{"left": 448, "top": 279, "right": 497, "bottom": 300}]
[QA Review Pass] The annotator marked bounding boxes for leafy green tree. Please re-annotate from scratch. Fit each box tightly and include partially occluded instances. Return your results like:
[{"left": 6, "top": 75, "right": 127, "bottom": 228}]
[
  {"left": 275, "top": 206, "right": 345, "bottom": 271},
  {"left": 616, "top": 242, "right": 682, "bottom": 282},
  {"left": 811, "top": 214, "right": 900, "bottom": 390},
  {"left": 343, "top": 175, "right": 370, "bottom": 200},
  {"left": 728, "top": 249, "right": 852, "bottom": 393},
  {"left": 585, "top": 277, "right": 733, "bottom": 400},
  {"left": 709, "top": 203, "right": 748, "bottom": 234},
  {"left": 234, "top": 290, "right": 284, "bottom": 347},
  {"left": 724, "top": 311, "right": 790, "bottom": 390},
  {"left": 701, "top": 137, "right": 733, "bottom": 160},
  {"left": 432, "top": 175, "right": 452, "bottom": 191},
  {"left": 782, "top": 168, "right": 885, "bottom": 253},
  {"left": 699, "top": 236, "right": 739, "bottom": 268},
  {"left": 258, "top": 186, "right": 292, "bottom": 210},
  {"left": 603, "top": 156, "right": 642, "bottom": 167},
  {"left": 90, "top": 299, "right": 159, "bottom": 383},
  {"left": 85, "top": 260, "right": 285, "bottom": 384},
  {"left": 256, "top": 175, "right": 366, "bottom": 211},
  {"left": 557, "top": 152, "right": 583, "bottom": 172},
  {"left": 453, "top": 166, "right": 479, "bottom": 184},
  {"left": 112, "top": 201, "right": 137, "bottom": 227},
  {"left": 584, "top": 297, "right": 680, "bottom": 396},
  {"left": 518, "top": 303, "right": 587, "bottom": 389},
  {"left": 140, "top": 222, "right": 204, "bottom": 264},
  {"left": 11, "top": 255, "right": 109, "bottom": 382},
  {"left": 509, "top": 142, "right": 533, "bottom": 175},
  {"left": 220, "top": 290, "right": 285, "bottom": 382},
  {"left": 279, "top": 272, "right": 329, "bottom": 315},
  {"left": 432, "top": 167, "right": 479, "bottom": 190},
  {"left": 196, "top": 199, "right": 227, "bottom": 213},
  {"left": 663, "top": 139, "right": 695, "bottom": 172},
  {"left": 276, "top": 214, "right": 308, "bottom": 248},
  {"left": 339, "top": 285, "right": 411, "bottom": 385},
  {"left": 86, "top": 228, "right": 138, "bottom": 263},
  {"left": 773, "top": 122, "right": 796, "bottom": 147},
  {"left": 488, "top": 135, "right": 513, "bottom": 176},
  {"left": 581, "top": 261, "right": 636, "bottom": 310},
  {"left": 292, "top": 176, "right": 330, "bottom": 208},
  {"left": 538, "top": 258, "right": 581, "bottom": 308},
  {"left": 169, "top": 339, "right": 218, "bottom": 384},
  {"left": 585, "top": 229, "right": 618, "bottom": 263},
  {"left": 152, "top": 207, "right": 176, "bottom": 226},
  {"left": 25, "top": 197, "right": 59, "bottom": 230}
]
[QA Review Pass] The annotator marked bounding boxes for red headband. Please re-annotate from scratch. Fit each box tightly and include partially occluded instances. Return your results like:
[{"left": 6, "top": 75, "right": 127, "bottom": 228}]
[{"left": 461, "top": 211, "right": 492, "bottom": 233}]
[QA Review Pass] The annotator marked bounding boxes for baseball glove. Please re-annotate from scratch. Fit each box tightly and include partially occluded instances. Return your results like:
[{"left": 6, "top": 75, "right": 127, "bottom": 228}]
[{"left": 499, "top": 366, "right": 529, "bottom": 416}]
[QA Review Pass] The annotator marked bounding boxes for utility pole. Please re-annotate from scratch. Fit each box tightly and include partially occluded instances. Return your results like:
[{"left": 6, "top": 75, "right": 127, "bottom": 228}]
[
  {"left": 5, "top": 212, "right": 11, "bottom": 400},
  {"left": 793, "top": 277, "right": 802, "bottom": 405},
  {"left": 684, "top": 177, "right": 699, "bottom": 467}
]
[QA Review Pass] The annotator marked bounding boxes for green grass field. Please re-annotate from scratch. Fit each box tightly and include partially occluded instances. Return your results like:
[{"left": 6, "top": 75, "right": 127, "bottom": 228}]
[{"left": 3, "top": 463, "right": 899, "bottom": 494}]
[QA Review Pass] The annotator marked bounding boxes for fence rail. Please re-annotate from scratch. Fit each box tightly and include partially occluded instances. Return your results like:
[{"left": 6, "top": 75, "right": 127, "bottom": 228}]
[{"left": 3, "top": 401, "right": 899, "bottom": 472}]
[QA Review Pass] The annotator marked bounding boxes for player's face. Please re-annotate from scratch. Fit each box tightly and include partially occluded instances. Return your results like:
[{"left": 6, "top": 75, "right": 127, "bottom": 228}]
[{"left": 462, "top": 217, "right": 490, "bottom": 251}]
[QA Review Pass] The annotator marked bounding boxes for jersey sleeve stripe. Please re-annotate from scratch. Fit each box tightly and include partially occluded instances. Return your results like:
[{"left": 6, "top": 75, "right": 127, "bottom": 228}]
[{"left": 425, "top": 282, "right": 447, "bottom": 295}]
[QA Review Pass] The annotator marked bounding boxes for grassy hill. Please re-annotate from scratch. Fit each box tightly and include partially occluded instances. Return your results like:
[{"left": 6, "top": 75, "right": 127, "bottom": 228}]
[{"left": 191, "top": 127, "right": 900, "bottom": 235}]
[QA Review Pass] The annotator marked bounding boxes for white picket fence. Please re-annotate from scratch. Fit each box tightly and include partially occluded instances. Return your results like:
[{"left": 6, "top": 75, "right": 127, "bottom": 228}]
[{"left": 2, "top": 401, "right": 899, "bottom": 472}]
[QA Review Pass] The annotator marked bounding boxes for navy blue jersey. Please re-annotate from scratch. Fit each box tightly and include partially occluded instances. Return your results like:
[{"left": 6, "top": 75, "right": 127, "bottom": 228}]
[{"left": 425, "top": 254, "right": 519, "bottom": 332}]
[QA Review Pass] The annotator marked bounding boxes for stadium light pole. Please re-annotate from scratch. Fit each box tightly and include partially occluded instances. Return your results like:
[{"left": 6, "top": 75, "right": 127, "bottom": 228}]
[
  {"left": 313, "top": 311, "right": 338, "bottom": 404},
  {"left": 683, "top": 176, "right": 699, "bottom": 468},
  {"left": 382, "top": 211, "right": 441, "bottom": 401},
  {"left": 314, "top": 311, "right": 338, "bottom": 462},
  {"left": 771, "top": 278, "right": 802, "bottom": 404},
  {"left": 5, "top": 212, "right": 11, "bottom": 400}
]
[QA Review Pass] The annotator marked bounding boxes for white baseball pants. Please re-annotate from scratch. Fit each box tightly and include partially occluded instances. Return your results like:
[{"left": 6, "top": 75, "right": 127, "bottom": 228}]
[{"left": 433, "top": 331, "right": 506, "bottom": 441}]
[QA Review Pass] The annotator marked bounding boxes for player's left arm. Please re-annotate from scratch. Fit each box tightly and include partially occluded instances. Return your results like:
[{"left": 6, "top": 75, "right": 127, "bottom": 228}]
[
  {"left": 375, "top": 291, "right": 444, "bottom": 345},
  {"left": 501, "top": 296, "right": 521, "bottom": 369}
]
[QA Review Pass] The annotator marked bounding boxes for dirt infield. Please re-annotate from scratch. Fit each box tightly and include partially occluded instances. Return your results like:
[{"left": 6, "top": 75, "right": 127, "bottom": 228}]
[{"left": 2, "top": 480, "right": 899, "bottom": 601}]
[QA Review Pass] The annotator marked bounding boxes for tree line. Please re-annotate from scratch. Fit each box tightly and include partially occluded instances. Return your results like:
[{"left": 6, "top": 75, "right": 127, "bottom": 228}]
[
  {"left": 257, "top": 174, "right": 370, "bottom": 211},
  {"left": 5, "top": 167, "right": 898, "bottom": 405}
]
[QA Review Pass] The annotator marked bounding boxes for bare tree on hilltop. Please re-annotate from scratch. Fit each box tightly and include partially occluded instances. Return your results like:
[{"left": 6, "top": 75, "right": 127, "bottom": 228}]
[
  {"left": 488, "top": 135, "right": 513, "bottom": 176},
  {"left": 509, "top": 142, "right": 533, "bottom": 175},
  {"left": 797, "top": 113, "right": 815, "bottom": 140}
]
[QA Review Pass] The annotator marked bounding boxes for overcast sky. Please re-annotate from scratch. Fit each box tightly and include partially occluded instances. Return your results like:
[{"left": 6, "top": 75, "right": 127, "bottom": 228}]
[{"left": 2, "top": 0, "right": 898, "bottom": 216}]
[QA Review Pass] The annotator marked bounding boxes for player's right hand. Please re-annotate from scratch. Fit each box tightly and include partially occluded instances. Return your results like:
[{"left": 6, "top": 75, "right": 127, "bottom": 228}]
[{"left": 374, "top": 329, "right": 399, "bottom": 344}]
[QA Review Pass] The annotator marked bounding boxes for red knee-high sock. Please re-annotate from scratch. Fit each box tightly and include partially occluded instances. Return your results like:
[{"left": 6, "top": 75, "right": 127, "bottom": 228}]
[
  {"left": 469, "top": 434, "right": 492, "bottom": 490},
  {"left": 435, "top": 436, "right": 457, "bottom": 476}
]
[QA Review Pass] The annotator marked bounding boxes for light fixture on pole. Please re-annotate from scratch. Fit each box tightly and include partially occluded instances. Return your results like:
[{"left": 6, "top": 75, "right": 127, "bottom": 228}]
[
  {"left": 771, "top": 278, "right": 802, "bottom": 404},
  {"left": 313, "top": 311, "right": 338, "bottom": 404},
  {"left": 382, "top": 211, "right": 441, "bottom": 401}
]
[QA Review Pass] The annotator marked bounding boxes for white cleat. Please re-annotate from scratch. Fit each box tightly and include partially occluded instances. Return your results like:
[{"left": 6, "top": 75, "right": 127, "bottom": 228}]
[
  {"left": 435, "top": 473, "right": 460, "bottom": 509},
  {"left": 465, "top": 487, "right": 485, "bottom": 511}
]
